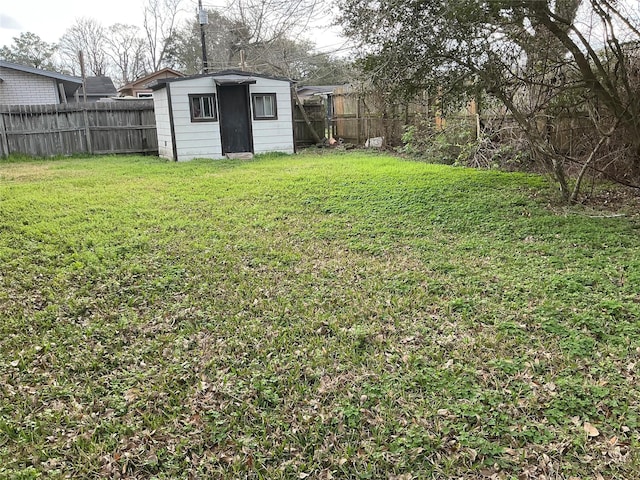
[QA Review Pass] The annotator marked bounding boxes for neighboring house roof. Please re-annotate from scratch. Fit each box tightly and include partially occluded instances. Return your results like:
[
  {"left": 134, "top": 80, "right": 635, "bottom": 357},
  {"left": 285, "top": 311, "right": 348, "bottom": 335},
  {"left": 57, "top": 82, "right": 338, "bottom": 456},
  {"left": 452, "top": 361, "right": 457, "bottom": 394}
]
[
  {"left": 118, "top": 68, "right": 184, "bottom": 94},
  {"left": 149, "top": 70, "right": 294, "bottom": 91},
  {"left": 79, "top": 76, "right": 117, "bottom": 98},
  {"left": 297, "top": 85, "right": 345, "bottom": 96},
  {"left": 0, "top": 60, "right": 82, "bottom": 97},
  {"left": 297, "top": 85, "right": 349, "bottom": 103}
]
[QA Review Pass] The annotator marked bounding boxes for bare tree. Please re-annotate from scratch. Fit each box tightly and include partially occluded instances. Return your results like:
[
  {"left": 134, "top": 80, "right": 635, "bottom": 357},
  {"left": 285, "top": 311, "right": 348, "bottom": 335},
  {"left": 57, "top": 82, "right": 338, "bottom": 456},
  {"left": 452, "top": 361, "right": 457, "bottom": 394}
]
[
  {"left": 223, "top": 0, "right": 324, "bottom": 71},
  {"left": 168, "top": 5, "right": 347, "bottom": 80},
  {"left": 143, "top": 0, "right": 185, "bottom": 71},
  {"left": 166, "top": 10, "right": 249, "bottom": 73},
  {"left": 227, "top": 0, "right": 320, "bottom": 45},
  {"left": 104, "top": 24, "right": 147, "bottom": 86},
  {"left": 59, "top": 18, "right": 108, "bottom": 76}
]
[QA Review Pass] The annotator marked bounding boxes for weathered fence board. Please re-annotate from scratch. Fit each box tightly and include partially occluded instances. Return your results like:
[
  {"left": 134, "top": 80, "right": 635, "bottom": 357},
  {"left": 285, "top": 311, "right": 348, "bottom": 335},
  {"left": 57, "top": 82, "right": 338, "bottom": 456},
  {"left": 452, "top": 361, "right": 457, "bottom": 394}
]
[
  {"left": 0, "top": 101, "right": 157, "bottom": 158},
  {"left": 332, "top": 87, "right": 433, "bottom": 146},
  {"left": 293, "top": 102, "right": 326, "bottom": 147}
]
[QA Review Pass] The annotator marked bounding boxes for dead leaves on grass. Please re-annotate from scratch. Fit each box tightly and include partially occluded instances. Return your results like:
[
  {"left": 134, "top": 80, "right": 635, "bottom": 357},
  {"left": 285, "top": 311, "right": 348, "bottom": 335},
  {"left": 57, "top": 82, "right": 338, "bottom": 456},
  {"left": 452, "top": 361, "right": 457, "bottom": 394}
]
[{"left": 583, "top": 421, "right": 600, "bottom": 438}]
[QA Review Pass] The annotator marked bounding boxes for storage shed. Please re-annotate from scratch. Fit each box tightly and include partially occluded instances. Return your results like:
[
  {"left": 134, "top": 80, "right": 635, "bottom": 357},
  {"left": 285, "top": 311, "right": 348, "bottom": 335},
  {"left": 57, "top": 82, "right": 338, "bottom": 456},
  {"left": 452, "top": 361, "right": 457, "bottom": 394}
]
[{"left": 150, "top": 70, "right": 295, "bottom": 161}]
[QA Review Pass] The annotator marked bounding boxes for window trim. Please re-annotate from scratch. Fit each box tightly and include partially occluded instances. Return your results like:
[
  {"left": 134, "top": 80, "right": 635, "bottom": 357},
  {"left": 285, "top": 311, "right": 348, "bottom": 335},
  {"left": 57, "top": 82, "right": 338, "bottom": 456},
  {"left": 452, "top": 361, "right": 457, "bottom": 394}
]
[
  {"left": 189, "top": 93, "right": 218, "bottom": 122},
  {"left": 251, "top": 93, "right": 278, "bottom": 120}
]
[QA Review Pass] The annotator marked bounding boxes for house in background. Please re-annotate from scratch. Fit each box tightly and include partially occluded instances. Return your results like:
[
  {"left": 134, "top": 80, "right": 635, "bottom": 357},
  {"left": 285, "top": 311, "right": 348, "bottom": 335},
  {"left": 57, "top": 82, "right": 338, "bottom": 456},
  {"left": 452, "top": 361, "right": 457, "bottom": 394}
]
[
  {"left": 76, "top": 76, "right": 117, "bottom": 102},
  {"left": 150, "top": 70, "right": 295, "bottom": 161},
  {"left": 0, "top": 60, "right": 82, "bottom": 105},
  {"left": 296, "top": 85, "right": 346, "bottom": 104},
  {"left": 118, "top": 68, "right": 184, "bottom": 98}
]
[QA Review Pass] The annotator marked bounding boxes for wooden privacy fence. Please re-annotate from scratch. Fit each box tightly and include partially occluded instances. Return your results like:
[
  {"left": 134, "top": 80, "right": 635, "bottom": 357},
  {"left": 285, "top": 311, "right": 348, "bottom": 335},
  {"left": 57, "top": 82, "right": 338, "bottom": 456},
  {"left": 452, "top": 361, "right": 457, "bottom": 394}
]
[
  {"left": 329, "top": 86, "right": 596, "bottom": 154},
  {"left": 0, "top": 101, "right": 157, "bottom": 158},
  {"left": 293, "top": 101, "right": 326, "bottom": 147},
  {"left": 332, "top": 87, "right": 431, "bottom": 146},
  {"left": 292, "top": 89, "right": 411, "bottom": 148}
]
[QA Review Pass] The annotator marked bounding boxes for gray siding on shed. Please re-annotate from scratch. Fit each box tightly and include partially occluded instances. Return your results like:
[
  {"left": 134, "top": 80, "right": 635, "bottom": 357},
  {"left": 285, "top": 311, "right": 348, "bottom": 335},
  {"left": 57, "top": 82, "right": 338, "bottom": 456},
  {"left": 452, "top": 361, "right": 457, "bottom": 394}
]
[{"left": 152, "top": 88, "right": 174, "bottom": 159}]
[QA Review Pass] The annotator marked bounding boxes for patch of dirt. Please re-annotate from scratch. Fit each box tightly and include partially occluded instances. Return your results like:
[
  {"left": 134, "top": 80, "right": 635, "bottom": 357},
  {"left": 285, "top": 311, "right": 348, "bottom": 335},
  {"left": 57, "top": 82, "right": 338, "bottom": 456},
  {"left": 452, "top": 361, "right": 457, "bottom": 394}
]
[{"left": 578, "top": 186, "right": 640, "bottom": 215}]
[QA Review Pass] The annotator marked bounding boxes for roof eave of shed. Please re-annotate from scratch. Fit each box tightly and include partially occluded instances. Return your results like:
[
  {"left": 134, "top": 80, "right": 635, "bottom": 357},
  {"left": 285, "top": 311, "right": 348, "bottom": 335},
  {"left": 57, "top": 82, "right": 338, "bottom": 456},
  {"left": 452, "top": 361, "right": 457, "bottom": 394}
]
[
  {"left": 149, "top": 69, "right": 295, "bottom": 91},
  {"left": 214, "top": 76, "right": 257, "bottom": 86}
]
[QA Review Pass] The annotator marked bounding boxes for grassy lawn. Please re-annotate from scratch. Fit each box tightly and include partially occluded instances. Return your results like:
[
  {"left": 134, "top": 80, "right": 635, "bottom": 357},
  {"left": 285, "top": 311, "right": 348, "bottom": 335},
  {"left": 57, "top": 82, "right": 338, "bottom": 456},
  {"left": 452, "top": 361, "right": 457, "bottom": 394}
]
[{"left": 1, "top": 151, "right": 639, "bottom": 479}]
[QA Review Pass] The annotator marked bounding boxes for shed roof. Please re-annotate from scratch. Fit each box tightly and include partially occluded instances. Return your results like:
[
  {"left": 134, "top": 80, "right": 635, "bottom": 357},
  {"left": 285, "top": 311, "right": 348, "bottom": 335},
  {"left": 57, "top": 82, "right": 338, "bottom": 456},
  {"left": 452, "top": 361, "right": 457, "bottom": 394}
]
[
  {"left": 149, "top": 70, "right": 294, "bottom": 91},
  {"left": 214, "top": 74, "right": 257, "bottom": 85}
]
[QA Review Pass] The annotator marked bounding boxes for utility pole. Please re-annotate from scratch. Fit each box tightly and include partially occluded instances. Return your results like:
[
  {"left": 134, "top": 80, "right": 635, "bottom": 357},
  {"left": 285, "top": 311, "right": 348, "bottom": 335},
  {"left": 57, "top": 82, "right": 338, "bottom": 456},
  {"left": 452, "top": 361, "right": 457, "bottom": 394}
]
[
  {"left": 78, "top": 51, "right": 87, "bottom": 102},
  {"left": 198, "top": 0, "right": 209, "bottom": 73}
]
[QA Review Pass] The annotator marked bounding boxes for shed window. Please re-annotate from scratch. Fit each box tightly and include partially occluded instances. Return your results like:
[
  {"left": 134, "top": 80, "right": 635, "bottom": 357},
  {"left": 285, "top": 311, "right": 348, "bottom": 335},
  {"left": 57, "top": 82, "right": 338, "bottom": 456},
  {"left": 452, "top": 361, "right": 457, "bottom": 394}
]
[
  {"left": 189, "top": 94, "right": 218, "bottom": 122},
  {"left": 252, "top": 93, "right": 277, "bottom": 120}
]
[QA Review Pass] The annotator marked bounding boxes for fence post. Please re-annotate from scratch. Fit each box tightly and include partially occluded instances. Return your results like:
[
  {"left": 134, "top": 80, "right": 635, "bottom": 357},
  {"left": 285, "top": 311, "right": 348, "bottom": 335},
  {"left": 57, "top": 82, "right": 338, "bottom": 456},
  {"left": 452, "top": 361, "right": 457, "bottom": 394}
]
[
  {"left": 356, "top": 95, "right": 362, "bottom": 145},
  {"left": 0, "top": 112, "right": 9, "bottom": 157},
  {"left": 83, "top": 104, "right": 93, "bottom": 154},
  {"left": 55, "top": 104, "right": 65, "bottom": 153}
]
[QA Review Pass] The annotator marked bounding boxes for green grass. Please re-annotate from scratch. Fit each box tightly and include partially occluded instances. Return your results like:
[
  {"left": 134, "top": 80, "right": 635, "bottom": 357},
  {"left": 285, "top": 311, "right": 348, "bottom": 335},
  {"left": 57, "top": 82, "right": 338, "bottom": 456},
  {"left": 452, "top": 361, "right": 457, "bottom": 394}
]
[{"left": 1, "top": 151, "right": 639, "bottom": 479}]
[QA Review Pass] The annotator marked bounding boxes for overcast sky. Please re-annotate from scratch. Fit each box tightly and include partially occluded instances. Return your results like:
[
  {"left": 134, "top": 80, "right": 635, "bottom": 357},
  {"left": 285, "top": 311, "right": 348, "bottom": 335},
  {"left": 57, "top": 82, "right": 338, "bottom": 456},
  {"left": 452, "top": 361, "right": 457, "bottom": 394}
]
[
  {"left": 1, "top": 1, "right": 148, "bottom": 47},
  {"left": 0, "top": 0, "right": 345, "bottom": 57}
]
